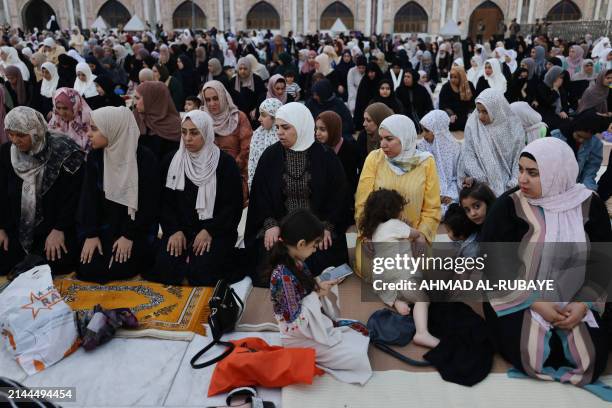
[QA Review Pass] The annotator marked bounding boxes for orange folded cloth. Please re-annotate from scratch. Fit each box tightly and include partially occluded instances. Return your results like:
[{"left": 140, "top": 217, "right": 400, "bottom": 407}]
[{"left": 208, "top": 337, "right": 324, "bottom": 396}]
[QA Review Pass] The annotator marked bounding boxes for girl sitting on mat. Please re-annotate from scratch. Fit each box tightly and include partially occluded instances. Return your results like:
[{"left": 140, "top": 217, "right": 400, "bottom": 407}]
[{"left": 269, "top": 209, "right": 372, "bottom": 385}]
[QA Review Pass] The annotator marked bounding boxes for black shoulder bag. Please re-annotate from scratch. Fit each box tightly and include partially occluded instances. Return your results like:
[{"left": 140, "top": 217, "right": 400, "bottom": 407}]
[{"left": 190, "top": 279, "right": 244, "bottom": 369}]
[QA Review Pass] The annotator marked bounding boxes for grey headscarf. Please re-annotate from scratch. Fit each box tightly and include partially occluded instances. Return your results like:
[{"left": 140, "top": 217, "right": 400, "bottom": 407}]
[
  {"left": 6, "top": 106, "right": 84, "bottom": 252},
  {"left": 543, "top": 66, "right": 563, "bottom": 88}
]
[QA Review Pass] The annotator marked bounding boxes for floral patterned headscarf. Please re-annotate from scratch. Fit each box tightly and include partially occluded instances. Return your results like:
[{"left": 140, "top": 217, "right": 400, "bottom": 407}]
[{"left": 48, "top": 87, "right": 93, "bottom": 151}]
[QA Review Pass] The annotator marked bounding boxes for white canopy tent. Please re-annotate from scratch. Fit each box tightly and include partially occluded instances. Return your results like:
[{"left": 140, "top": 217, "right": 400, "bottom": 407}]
[
  {"left": 123, "top": 15, "right": 146, "bottom": 31},
  {"left": 91, "top": 16, "right": 108, "bottom": 32},
  {"left": 440, "top": 20, "right": 461, "bottom": 37},
  {"left": 330, "top": 18, "right": 349, "bottom": 34}
]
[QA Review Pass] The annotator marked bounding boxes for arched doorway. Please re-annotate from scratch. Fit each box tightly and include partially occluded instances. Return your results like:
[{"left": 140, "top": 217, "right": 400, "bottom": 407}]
[
  {"left": 173, "top": 1, "right": 207, "bottom": 29},
  {"left": 22, "top": 0, "right": 55, "bottom": 32},
  {"left": 469, "top": 1, "right": 504, "bottom": 42},
  {"left": 546, "top": 0, "right": 582, "bottom": 21},
  {"left": 246, "top": 1, "right": 280, "bottom": 29},
  {"left": 394, "top": 1, "right": 428, "bottom": 33},
  {"left": 98, "top": 0, "right": 131, "bottom": 28},
  {"left": 320, "top": 2, "right": 354, "bottom": 30}
]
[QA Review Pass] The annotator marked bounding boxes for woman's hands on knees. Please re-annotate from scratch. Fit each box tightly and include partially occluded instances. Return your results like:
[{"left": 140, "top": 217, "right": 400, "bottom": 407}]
[
  {"left": 80, "top": 237, "right": 103, "bottom": 264},
  {"left": 318, "top": 229, "right": 332, "bottom": 251},
  {"left": 0, "top": 229, "right": 9, "bottom": 251},
  {"left": 112, "top": 236, "right": 133, "bottom": 263},
  {"left": 264, "top": 226, "right": 280, "bottom": 250},
  {"left": 167, "top": 231, "right": 187, "bottom": 257},
  {"left": 193, "top": 229, "right": 212, "bottom": 255},
  {"left": 45, "top": 229, "right": 67, "bottom": 261}
]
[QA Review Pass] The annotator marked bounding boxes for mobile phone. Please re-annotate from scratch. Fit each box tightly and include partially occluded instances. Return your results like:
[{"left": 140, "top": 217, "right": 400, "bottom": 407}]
[{"left": 319, "top": 263, "right": 353, "bottom": 282}]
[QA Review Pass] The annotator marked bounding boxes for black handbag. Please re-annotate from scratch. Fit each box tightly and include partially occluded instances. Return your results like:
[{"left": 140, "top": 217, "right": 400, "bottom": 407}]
[{"left": 190, "top": 279, "right": 244, "bottom": 369}]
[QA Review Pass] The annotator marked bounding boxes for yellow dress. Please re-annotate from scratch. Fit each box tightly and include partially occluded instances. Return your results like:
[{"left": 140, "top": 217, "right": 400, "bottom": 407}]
[{"left": 354, "top": 149, "right": 441, "bottom": 277}]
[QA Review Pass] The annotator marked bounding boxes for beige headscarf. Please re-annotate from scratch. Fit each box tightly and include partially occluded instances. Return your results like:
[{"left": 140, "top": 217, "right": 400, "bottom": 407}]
[
  {"left": 200, "top": 80, "right": 240, "bottom": 136},
  {"left": 91, "top": 106, "right": 140, "bottom": 220}
]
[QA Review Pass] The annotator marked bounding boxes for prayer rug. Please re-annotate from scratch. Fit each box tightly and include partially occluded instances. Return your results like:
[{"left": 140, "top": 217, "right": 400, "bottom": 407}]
[
  {"left": 54, "top": 277, "right": 213, "bottom": 339},
  {"left": 0, "top": 276, "right": 8, "bottom": 294}
]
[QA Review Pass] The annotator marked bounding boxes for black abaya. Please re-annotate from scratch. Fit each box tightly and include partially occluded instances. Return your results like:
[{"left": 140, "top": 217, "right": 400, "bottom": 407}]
[
  {"left": 145, "top": 151, "right": 244, "bottom": 286},
  {"left": 76, "top": 146, "right": 160, "bottom": 283}
]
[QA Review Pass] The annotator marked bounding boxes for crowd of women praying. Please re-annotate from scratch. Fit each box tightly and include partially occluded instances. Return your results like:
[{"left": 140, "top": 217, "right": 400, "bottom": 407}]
[{"left": 0, "top": 24, "right": 612, "bottom": 395}]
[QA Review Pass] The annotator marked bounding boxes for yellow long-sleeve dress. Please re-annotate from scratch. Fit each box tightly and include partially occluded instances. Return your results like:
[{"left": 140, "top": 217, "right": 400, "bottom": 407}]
[{"left": 354, "top": 149, "right": 441, "bottom": 278}]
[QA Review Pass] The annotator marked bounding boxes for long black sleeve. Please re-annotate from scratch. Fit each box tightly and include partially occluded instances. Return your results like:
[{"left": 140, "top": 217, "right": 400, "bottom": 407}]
[
  {"left": 0, "top": 143, "right": 10, "bottom": 231},
  {"left": 52, "top": 160, "right": 84, "bottom": 232},
  {"left": 198, "top": 153, "right": 243, "bottom": 237},
  {"left": 121, "top": 146, "right": 160, "bottom": 240},
  {"left": 78, "top": 150, "right": 104, "bottom": 238}
]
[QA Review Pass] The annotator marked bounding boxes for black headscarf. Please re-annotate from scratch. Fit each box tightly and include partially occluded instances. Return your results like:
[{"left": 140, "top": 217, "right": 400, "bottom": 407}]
[
  {"left": 85, "top": 55, "right": 109, "bottom": 77},
  {"left": 353, "top": 62, "right": 384, "bottom": 130},
  {"left": 93, "top": 76, "right": 125, "bottom": 107},
  {"left": 57, "top": 54, "right": 78, "bottom": 89},
  {"left": 311, "top": 77, "right": 334, "bottom": 101},
  {"left": 369, "top": 78, "right": 404, "bottom": 114},
  {"left": 396, "top": 69, "right": 434, "bottom": 131},
  {"left": 335, "top": 50, "right": 355, "bottom": 84},
  {"left": 177, "top": 54, "right": 197, "bottom": 95}
]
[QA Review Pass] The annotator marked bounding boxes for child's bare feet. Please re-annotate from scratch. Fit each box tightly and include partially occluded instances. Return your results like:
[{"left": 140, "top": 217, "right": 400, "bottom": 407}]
[
  {"left": 413, "top": 331, "right": 440, "bottom": 348},
  {"left": 393, "top": 300, "right": 411, "bottom": 315}
]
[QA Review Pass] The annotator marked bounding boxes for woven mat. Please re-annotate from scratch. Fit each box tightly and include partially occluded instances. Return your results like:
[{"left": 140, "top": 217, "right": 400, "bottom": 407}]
[
  {"left": 283, "top": 371, "right": 612, "bottom": 408},
  {"left": 54, "top": 277, "right": 214, "bottom": 340}
]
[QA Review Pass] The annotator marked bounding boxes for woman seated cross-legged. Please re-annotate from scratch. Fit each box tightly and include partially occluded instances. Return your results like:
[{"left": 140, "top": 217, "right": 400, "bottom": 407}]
[
  {"left": 245, "top": 102, "right": 350, "bottom": 287},
  {"left": 143, "top": 110, "right": 244, "bottom": 286},
  {"left": 77, "top": 106, "right": 160, "bottom": 283},
  {"left": 0, "top": 106, "right": 85, "bottom": 276}
]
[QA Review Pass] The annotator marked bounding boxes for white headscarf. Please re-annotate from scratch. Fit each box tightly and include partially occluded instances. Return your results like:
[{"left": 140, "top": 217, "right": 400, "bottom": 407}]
[
  {"left": 1, "top": 46, "right": 30, "bottom": 81},
  {"left": 510, "top": 102, "right": 547, "bottom": 144},
  {"left": 379, "top": 114, "right": 432, "bottom": 176},
  {"left": 592, "top": 37, "right": 610, "bottom": 62},
  {"left": 67, "top": 49, "right": 85, "bottom": 63},
  {"left": 418, "top": 110, "right": 460, "bottom": 201},
  {"left": 166, "top": 110, "right": 220, "bottom": 221},
  {"left": 275, "top": 102, "right": 315, "bottom": 152},
  {"left": 40, "top": 61, "right": 59, "bottom": 98},
  {"left": 74, "top": 62, "right": 99, "bottom": 98},
  {"left": 467, "top": 56, "right": 483, "bottom": 86},
  {"left": 91, "top": 106, "right": 140, "bottom": 220},
  {"left": 494, "top": 46, "right": 506, "bottom": 62},
  {"left": 522, "top": 137, "right": 591, "bottom": 243},
  {"left": 504, "top": 49, "right": 517, "bottom": 73},
  {"left": 484, "top": 58, "right": 507, "bottom": 93},
  {"left": 315, "top": 54, "right": 333, "bottom": 76},
  {"left": 458, "top": 89, "right": 524, "bottom": 196},
  {"left": 43, "top": 37, "right": 55, "bottom": 48}
]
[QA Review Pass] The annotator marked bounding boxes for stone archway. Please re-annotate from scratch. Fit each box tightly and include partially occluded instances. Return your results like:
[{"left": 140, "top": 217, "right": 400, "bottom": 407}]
[
  {"left": 173, "top": 1, "right": 207, "bottom": 29},
  {"left": 468, "top": 1, "right": 504, "bottom": 42},
  {"left": 22, "top": 0, "right": 56, "bottom": 32},
  {"left": 546, "top": 0, "right": 582, "bottom": 21},
  {"left": 320, "top": 2, "right": 354, "bottom": 30},
  {"left": 394, "top": 1, "right": 428, "bottom": 33},
  {"left": 98, "top": 0, "right": 131, "bottom": 28},
  {"left": 246, "top": 1, "right": 280, "bottom": 29}
]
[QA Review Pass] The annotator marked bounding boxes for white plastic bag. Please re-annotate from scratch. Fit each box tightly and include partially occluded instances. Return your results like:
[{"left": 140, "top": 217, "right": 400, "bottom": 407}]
[{"left": 0, "top": 265, "right": 79, "bottom": 375}]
